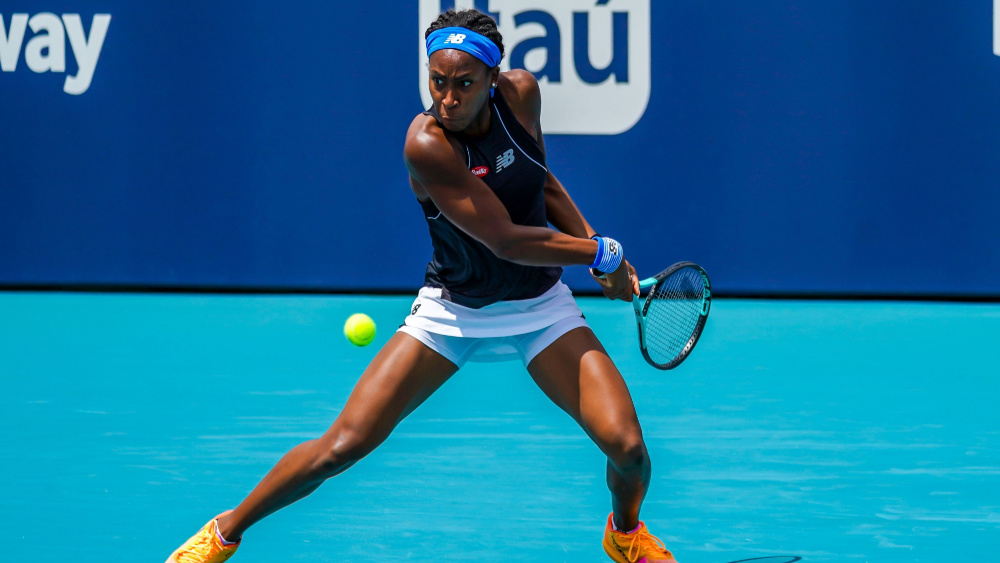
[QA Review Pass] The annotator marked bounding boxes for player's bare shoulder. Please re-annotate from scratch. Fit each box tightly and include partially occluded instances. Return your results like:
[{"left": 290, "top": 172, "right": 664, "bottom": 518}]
[
  {"left": 404, "top": 113, "right": 446, "bottom": 159},
  {"left": 403, "top": 112, "right": 467, "bottom": 199},
  {"left": 404, "top": 113, "right": 460, "bottom": 171},
  {"left": 404, "top": 114, "right": 444, "bottom": 199},
  {"left": 499, "top": 71, "right": 541, "bottom": 111},
  {"left": 497, "top": 70, "right": 542, "bottom": 138}
]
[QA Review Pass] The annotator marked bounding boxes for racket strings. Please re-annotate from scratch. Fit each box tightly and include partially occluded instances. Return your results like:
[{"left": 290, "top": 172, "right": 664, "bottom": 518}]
[{"left": 643, "top": 268, "right": 705, "bottom": 366}]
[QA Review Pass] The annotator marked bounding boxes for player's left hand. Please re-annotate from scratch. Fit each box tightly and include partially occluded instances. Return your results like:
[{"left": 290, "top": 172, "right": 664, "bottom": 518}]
[{"left": 593, "top": 259, "right": 640, "bottom": 302}]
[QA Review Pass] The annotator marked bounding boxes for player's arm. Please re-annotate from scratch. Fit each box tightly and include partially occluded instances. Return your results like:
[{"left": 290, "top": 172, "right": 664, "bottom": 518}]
[
  {"left": 501, "top": 70, "right": 597, "bottom": 240},
  {"left": 501, "top": 70, "right": 637, "bottom": 298},
  {"left": 542, "top": 171, "right": 598, "bottom": 239},
  {"left": 534, "top": 125, "right": 639, "bottom": 299},
  {"left": 404, "top": 117, "right": 597, "bottom": 268}
]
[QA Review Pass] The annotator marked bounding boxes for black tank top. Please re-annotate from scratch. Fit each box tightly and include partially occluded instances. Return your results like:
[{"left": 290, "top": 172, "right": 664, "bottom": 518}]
[{"left": 418, "top": 87, "right": 562, "bottom": 309}]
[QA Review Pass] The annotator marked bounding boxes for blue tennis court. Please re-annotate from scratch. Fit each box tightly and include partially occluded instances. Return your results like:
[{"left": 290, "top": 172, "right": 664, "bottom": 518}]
[{"left": 2, "top": 292, "right": 997, "bottom": 562}]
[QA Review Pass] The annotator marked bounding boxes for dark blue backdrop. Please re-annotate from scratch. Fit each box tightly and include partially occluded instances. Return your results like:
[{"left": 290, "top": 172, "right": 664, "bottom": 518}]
[{"left": 2, "top": 1, "right": 998, "bottom": 296}]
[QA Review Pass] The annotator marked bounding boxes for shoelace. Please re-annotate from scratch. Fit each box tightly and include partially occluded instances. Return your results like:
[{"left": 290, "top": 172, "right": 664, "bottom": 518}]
[
  {"left": 174, "top": 531, "right": 214, "bottom": 563},
  {"left": 174, "top": 522, "right": 233, "bottom": 563},
  {"left": 625, "top": 527, "right": 672, "bottom": 562}
]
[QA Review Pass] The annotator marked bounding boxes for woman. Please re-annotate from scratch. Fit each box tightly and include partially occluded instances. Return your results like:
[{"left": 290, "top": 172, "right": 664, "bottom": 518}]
[{"left": 166, "top": 9, "right": 677, "bottom": 563}]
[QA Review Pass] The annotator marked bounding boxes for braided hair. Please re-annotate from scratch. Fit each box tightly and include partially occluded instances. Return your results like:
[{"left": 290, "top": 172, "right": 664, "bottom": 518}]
[{"left": 424, "top": 9, "right": 505, "bottom": 63}]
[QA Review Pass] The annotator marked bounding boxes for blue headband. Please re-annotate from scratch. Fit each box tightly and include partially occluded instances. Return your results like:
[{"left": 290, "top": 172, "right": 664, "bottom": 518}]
[{"left": 426, "top": 26, "right": 502, "bottom": 70}]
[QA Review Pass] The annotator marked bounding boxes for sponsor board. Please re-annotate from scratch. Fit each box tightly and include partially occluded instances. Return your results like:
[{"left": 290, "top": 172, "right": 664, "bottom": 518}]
[{"left": 0, "top": 12, "right": 110, "bottom": 94}]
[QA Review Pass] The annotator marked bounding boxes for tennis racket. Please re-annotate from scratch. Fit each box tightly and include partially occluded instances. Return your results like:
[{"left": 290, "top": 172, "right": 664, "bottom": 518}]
[{"left": 632, "top": 262, "right": 711, "bottom": 370}]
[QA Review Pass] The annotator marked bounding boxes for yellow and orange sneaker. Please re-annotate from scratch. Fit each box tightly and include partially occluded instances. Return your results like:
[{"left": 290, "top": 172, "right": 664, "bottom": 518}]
[
  {"left": 166, "top": 511, "right": 240, "bottom": 563},
  {"left": 602, "top": 512, "right": 678, "bottom": 563}
]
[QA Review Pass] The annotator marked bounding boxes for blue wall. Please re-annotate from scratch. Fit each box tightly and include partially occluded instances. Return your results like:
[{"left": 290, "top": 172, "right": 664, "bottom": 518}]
[{"left": 2, "top": 1, "right": 998, "bottom": 296}]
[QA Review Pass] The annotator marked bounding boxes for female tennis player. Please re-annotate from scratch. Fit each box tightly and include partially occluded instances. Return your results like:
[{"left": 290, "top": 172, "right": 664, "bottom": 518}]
[{"left": 166, "top": 9, "right": 677, "bottom": 563}]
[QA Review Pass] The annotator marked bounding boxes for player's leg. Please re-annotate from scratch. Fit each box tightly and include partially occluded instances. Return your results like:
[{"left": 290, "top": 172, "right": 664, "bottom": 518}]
[
  {"left": 167, "top": 332, "right": 458, "bottom": 561},
  {"left": 526, "top": 326, "right": 648, "bottom": 528},
  {"left": 526, "top": 326, "right": 677, "bottom": 563},
  {"left": 217, "top": 332, "right": 459, "bottom": 539}
]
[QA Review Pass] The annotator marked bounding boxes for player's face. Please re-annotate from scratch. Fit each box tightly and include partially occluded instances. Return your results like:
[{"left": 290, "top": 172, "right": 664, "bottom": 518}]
[{"left": 428, "top": 50, "right": 494, "bottom": 132}]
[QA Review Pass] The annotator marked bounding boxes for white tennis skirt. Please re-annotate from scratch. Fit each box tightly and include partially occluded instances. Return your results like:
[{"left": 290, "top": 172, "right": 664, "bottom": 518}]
[{"left": 397, "top": 281, "right": 589, "bottom": 366}]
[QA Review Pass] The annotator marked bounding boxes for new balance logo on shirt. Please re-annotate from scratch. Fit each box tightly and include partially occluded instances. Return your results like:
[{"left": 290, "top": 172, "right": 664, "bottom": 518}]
[{"left": 495, "top": 149, "right": 515, "bottom": 173}]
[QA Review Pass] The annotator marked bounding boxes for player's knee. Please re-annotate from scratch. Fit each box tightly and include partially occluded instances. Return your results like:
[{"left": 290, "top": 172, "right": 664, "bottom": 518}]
[
  {"left": 313, "top": 428, "right": 379, "bottom": 478},
  {"left": 608, "top": 430, "right": 648, "bottom": 471}
]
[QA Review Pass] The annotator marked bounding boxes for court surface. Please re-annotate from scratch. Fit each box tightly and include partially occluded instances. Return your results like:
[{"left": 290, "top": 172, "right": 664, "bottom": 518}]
[{"left": 1, "top": 292, "right": 998, "bottom": 562}]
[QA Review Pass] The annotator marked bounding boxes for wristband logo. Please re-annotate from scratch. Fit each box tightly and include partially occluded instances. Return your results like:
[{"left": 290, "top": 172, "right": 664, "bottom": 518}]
[
  {"left": 0, "top": 12, "right": 110, "bottom": 95},
  {"left": 419, "top": 0, "right": 651, "bottom": 135}
]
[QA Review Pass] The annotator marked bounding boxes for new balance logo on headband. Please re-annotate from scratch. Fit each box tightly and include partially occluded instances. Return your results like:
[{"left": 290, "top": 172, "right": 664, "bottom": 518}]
[
  {"left": 443, "top": 33, "right": 466, "bottom": 44},
  {"left": 495, "top": 149, "right": 515, "bottom": 173}
]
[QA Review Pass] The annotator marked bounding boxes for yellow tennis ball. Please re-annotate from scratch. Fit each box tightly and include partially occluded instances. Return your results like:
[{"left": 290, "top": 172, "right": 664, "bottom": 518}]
[{"left": 344, "top": 313, "right": 376, "bottom": 346}]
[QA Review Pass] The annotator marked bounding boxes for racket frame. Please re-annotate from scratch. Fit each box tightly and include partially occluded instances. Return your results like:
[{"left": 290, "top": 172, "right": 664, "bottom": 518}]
[{"left": 632, "top": 261, "right": 712, "bottom": 370}]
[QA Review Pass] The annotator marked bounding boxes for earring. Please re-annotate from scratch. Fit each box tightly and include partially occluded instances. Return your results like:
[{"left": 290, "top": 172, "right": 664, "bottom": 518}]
[{"left": 492, "top": 83, "right": 497, "bottom": 88}]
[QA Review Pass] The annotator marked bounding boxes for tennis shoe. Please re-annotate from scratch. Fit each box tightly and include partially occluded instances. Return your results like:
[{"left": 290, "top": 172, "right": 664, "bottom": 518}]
[
  {"left": 166, "top": 511, "right": 240, "bottom": 563},
  {"left": 602, "top": 512, "right": 677, "bottom": 563}
]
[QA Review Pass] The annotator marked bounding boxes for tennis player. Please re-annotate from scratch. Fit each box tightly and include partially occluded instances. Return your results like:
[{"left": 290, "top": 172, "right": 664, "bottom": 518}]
[{"left": 166, "top": 8, "right": 677, "bottom": 563}]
